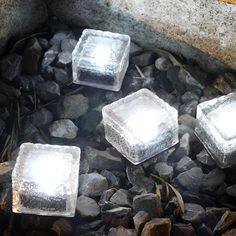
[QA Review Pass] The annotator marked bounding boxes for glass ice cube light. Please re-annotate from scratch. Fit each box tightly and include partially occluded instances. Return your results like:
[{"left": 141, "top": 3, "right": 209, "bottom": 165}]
[
  {"left": 102, "top": 88, "right": 179, "bottom": 164},
  {"left": 12, "top": 143, "right": 81, "bottom": 217},
  {"left": 195, "top": 92, "right": 236, "bottom": 168},
  {"left": 72, "top": 29, "right": 130, "bottom": 91}
]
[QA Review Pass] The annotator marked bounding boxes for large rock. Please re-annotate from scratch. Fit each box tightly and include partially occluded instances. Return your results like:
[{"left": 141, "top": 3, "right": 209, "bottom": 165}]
[
  {"left": 46, "top": 0, "right": 236, "bottom": 72},
  {"left": 0, "top": 0, "right": 47, "bottom": 54}
]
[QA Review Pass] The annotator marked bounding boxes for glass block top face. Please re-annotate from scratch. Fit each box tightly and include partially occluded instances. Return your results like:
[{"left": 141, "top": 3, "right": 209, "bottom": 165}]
[
  {"left": 12, "top": 143, "right": 81, "bottom": 217},
  {"left": 74, "top": 29, "right": 130, "bottom": 75},
  {"left": 103, "top": 88, "right": 178, "bottom": 145},
  {"left": 198, "top": 92, "right": 236, "bottom": 142}
]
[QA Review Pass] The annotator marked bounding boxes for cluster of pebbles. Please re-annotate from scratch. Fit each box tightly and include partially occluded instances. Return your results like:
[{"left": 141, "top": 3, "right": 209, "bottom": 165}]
[{"left": 0, "top": 19, "right": 236, "bottom": 236}]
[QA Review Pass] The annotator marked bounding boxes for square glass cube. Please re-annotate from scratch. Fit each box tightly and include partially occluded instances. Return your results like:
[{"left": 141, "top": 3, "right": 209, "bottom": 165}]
[
  {"left": 195, "top": 92, "right": 236, "bottom": 168},
  {"left": 12, "top": 143, "right": 81, "bottom": 217},
  {"left": 102, "top": 88, "right": 179, "bottom": 164},
  {"left": 72, "top": 29, "right": 130, "bottom": 91}
]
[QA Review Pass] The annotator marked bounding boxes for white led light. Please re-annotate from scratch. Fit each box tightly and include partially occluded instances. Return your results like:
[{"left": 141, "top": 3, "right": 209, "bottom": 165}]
[
  {"left": 195, "top": 92, "right": 236, "bottom": 168},
  {"left": 12, "top": 143, "right": 80, "bottom": 217},
  {"left": 102, "top": 88, "right": 179, "bottom": 164},
  {"left": 72, "top": 29, "right": 130, "bottom": 91}
]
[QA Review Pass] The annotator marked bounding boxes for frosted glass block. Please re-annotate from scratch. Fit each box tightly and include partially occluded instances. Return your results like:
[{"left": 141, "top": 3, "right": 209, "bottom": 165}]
[
  {"left": 12, "top": 143, "right": 81, "bottom": 217},
  {"left": 102, "top": 88, "right": 179, "bottom": 164},
  {"left": 195, "top": 92, "right": 236, "bottom": 168},
  {"left": 72, "top": 29, "right": 130, "bottom": 91}
]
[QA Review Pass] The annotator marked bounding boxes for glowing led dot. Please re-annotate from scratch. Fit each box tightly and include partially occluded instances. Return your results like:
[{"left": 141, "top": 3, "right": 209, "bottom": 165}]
[
  {"left": 102, "top": 88, "right": 179, "bottom": 164},
  {"left": 72, "top": 29, "right": 130, "bottom": 91},
  {"left": 12, "top": 143, "right": 81, "bottom": 217},
  {"left": 195, "top": 92, "right": 236, "bottom": 168}
]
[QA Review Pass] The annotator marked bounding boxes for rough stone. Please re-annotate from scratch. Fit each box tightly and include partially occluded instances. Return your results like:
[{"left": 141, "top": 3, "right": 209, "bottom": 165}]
[
  {"left": 100, "top": 170, "right": 120, "bottom": 188},
  {"left": 76, "top": 195, "right": 100, "bottom": 218},
  {"left": 61, "top": 38, "right": 77, "bottom": 53},
  {"left": 172, "top": 223, "right": 196, "bottom": 236},
  {"left": 141, "top": 218, "right": 171, "bottom": 236},
  {"left": 85, "top": 146, "right": 125, "bottom": 171},
  {"left": 181, "top": 203, "right": 205, "bottom": 225},
  {"left": 154, "top": 162, "right": 173, "bottom": 181},
  {"left": 0, "top": 53, "right": 22, "bottom": 80},
  {"left": 155, "top": 57, "right": 172, "bottom": 71},
  {"left": 99, "top": 188, "right": 117, "bottom": 207},
  {"left": 57, "top": 94, "right": 89, "bottom": 119},
  {"left": 196, "top": 149, "right": 216, "bottom": 167},
  {"left": 179, "top": 100, "right": 198, "bottom": 117},
  {"left": 56, "top": 51, "right": 72, "bottom": 67},
  {"left": 0, "top": 118, "right": 6, "bottom": 136},
  {"left": 175, "top": 156, "right": 197, "bottom": 174},
  {"left": 22, "top": 38, "right": 42, "bottom": 75},
  {"left": 36, "top": 81, "right": 60, "bottom": 101},
  {"left": 181, "top": 91, "right": 199, "bottom": 103},
  {"left": 26, "top": 108, "right": 53, "bottom": 128},
  {"left": 108, "top": 226, "right": 137, "bottom": 236},
  {"left": 49, "top": 32, "right": 73, "bottom": 46},
  {"left": 102, "top": 207, "right": 132, "bottom": 227},
  {"left": 76, "top": 220, "right": 103, "bottom": 234},
  {"left": 178, "top": 114, "right": 197, "bottom": 130},
  {"left": 79, "top": 173, "right": 108, "bottom": 197},
  {"left": 222, "top": 228, "right": 236, "bottom": 236},
  {"left": 51, "top": 218, "right": 73, "bottom": 236},
  {"left": 46, "top": 0, "right": 236, "bottom": 72},
  {"left": 226, "top": 185, "right": 236, "bottom": 199},
  {"left": 78, "top": 110, "right": 102, "bottom": 135},
  {"left": 110, "top": 189, "right": 132, "bottom": 207},
  {"left": 133, "top": 193, "right": 161, "bottom": 218},
  {"left": 200, "top": 168, "right": 225, "bottom": 193},
  {"left": 41, "top": 45, "right": 59, "bottom": 69},
  {"left": 197, "top": 223, "right": 212, "bottom": 236},
  {"left": 131, "top": 52, "right": 156, "bottom": 67},
  {"left": 0, "top": 0, "right": 47, "bottom": 54},
  {"left": 0, "top": 161, "right": 14, "bottom": 185},
  {"left": 133, "top": 211, "right": 151, "bottom": 233},
  {"left": 54, "top": 67, "right": 71, "bottom": 85},
  {"left": 49, "top": 119, "right": 78, "bottom": 139},
  {"left": 174, "top": 167, "right": 204, "bottom": 192}
]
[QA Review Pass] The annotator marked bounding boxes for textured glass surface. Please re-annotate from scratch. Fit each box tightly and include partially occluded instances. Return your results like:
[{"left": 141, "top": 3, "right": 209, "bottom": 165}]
[
  {"left": 12, "top": 143, "right": 81, "bottom": 217},
  {"left": 102, "top": 88, "right": 179, "bottom": 164},
  {"left": 195, "top": 92, "right": 236, "bottom": 168},
  {"left": 72, "top": 29, "right": 130, "bottom": 91}
]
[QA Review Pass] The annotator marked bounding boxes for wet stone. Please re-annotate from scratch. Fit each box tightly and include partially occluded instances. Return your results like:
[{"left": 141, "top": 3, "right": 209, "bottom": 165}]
[
  {"left": 133, "top": 193, "right": 161, "bottom": 218},
  {"left": 79, "top": 173, "right": 108, "bottom": 197},
  {"left": 36, "top": 81, "right": 60, "bottom": 102},
  {"left": 101, "top": 207, "right": 132, "bottom": 227},
  {"left": 57, "top": 94, "right": 89, "bottom": 119},
  {"left": 175, "top": 156, "right": 197, "bottom": 175},
  {"left": 85, "top": 147, "right": 125, "bottom": 171},
  {"left": 56, "top": 51, "right": 72, "bottom": 67},
  {"left": 110, "top": 189, "right": 132, "bottom": 207},
  {"left": 174, "top": 167, "right": 204, "bottom": 192},
  {"left": 49, "top": 119, "right": 78, "bottom": 139},
  {"left": 141, "top": 218, "right": 171, "bottom": 236},
  {"left": 178, "top": 114, "right": 197, "bottom": 130},
  {"left": 76, "top": 195, "right": 100, "bottom": 218},
  {"left": 133, "top": 211, "right": 150, "bottom": 233},
  {"left": 99, "top": 188, "right": 117, "bottom": 207},
  {"left": 181, "top": 203, "right": 205, "bottom": 225},
  {"left": 76, "top": 220, "right": 103, "bottom": 234},
  {"left": 108, "top": 226, "right": 137, "bottom": 236},
  {"left": 172, "top": 223, "right": 196, "bottom": 236},
  {"left": 0, "top": 53, "right": 22, "bottom": 81}
]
